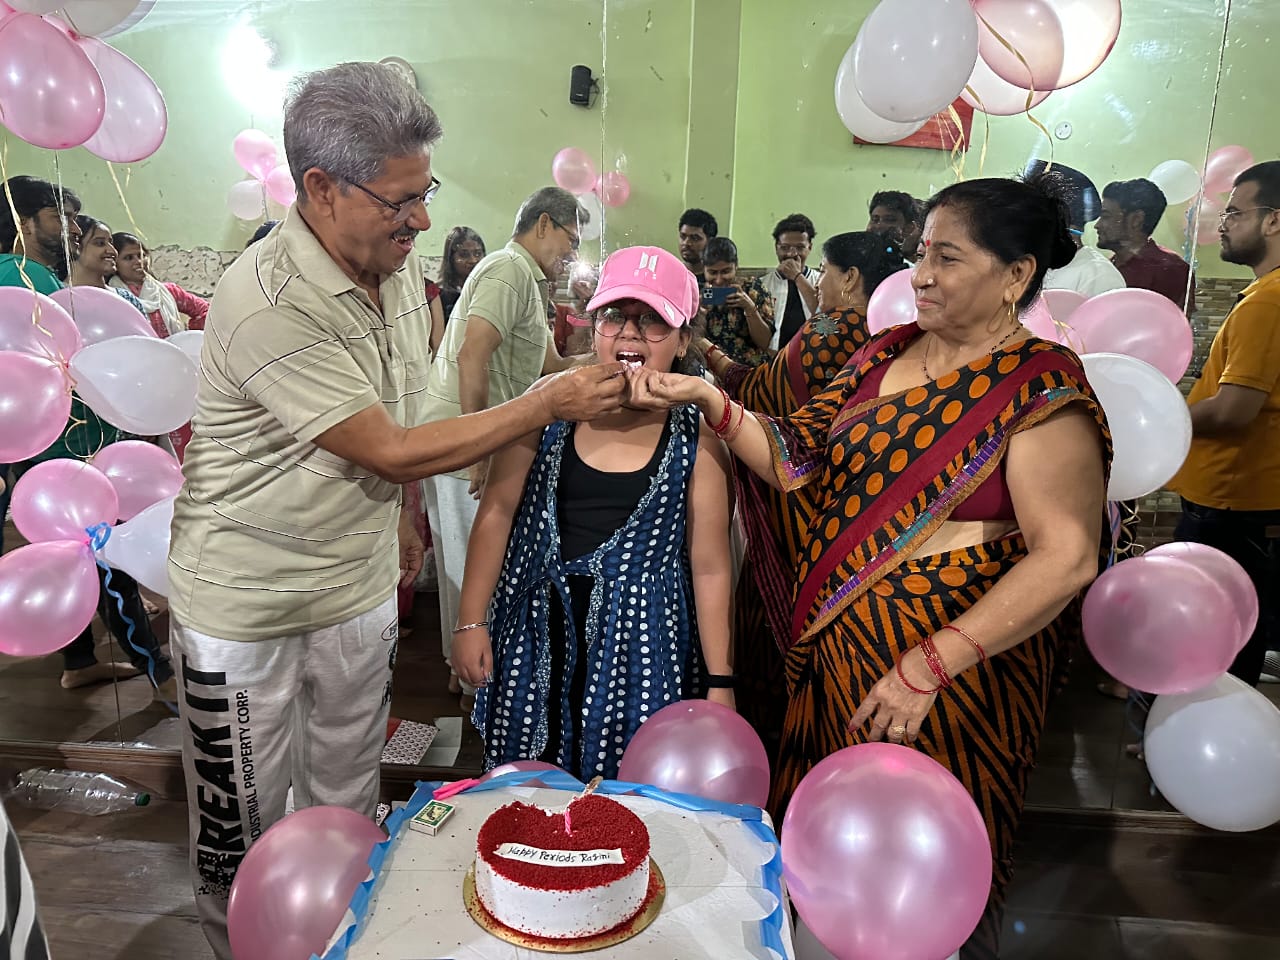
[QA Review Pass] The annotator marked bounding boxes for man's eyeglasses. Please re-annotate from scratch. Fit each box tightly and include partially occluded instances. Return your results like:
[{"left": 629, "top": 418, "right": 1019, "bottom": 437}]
[
  {"left": 548, "top": 215, "right": 581, "bottom": 251},
  {"left": 1220, "top": 206, "right": 1277, "bottom": 226},
  {"left": 344, "top": 176, "right": 442, "bottom": 223},
  {"left": 594, "top": 307, "right": 675, "bottom": 341}
]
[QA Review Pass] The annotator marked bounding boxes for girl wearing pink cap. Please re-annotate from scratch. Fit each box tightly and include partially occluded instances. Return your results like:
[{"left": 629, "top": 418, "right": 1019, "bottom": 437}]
[{"left": 453, "top": 245, "right": 735, "bottom": 780}]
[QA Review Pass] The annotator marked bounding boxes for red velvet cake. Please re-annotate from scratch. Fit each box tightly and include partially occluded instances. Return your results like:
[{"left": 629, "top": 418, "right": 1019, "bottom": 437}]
[{"left": 473, "top": 795, "right": 651, "bottom": 939}]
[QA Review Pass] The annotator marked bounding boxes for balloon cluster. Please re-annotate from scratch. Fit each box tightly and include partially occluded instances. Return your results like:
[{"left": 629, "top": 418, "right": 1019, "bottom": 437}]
[
  {"left": 834, "top": 0, "right": 1122, "bottom": 142},
  {"left": 0, "top": 2, "right": 166, "bottom": 160},
  {"left": 227, "top": 129, "right": 296, "bottom": 220},
  {"left": 0, "top": 288, "right": 195, "bottom": 656},
  {"left": 551, "top": 147, "right": 630, "bottom": 243},
  {"left": 1084, "top": 539, "right": 1280, "bottom": 832},
  {"left": 0, "top": 448, "right": 181, "bottom": 657}
]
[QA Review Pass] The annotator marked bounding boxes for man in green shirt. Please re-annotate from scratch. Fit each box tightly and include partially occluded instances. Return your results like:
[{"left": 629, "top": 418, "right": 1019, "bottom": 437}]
[{"left": 0, "top": 175, "right": 173, "bottom": 693}]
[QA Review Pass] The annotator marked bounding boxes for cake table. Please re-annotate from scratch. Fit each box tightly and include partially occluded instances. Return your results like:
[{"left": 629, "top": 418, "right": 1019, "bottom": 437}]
[{"left": 319, "top": 770, "right": 795, "bottom": 960}]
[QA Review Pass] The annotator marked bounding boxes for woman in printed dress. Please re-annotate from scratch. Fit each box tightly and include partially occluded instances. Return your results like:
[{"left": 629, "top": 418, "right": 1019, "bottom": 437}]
[
  {"left": 626, "top": 175, "right": 1111, "bottom": 959},
  {"left": 453, "top": 246, "right": 735, "bottom": 780}
]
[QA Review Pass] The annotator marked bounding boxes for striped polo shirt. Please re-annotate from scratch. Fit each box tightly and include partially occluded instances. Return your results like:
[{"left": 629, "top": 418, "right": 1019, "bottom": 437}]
[
  {"left": 421, "top": 240, "right": 550, "bottom": 478},
  {"left": 167, "top": 209, "right": 432, "bottom": 641}
]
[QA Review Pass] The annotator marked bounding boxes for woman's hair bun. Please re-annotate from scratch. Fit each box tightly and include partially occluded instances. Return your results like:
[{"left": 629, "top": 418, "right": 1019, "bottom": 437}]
[{"left": 1026, "top": 170, "right": 1080, "bottom": 270}]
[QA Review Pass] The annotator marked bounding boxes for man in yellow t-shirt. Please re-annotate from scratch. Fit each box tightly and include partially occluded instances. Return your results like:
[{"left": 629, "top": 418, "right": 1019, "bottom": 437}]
[
  {"left": 1168, "top": 160, "right": 1280, "bottom": 687},
  {"left": 167, "top": 65, "right": 625, "bottom": 960}
]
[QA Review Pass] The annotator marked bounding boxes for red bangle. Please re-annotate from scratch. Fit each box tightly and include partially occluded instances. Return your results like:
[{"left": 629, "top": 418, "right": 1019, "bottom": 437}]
[
  {"left": 722, "top": 401, "right": 747, "bottom": 441},
  {"left": 896, "top": 658, "right": 941, "bottom": 695},
  {"left": 710, "top": 386, "right": 733, "bottom": 435},
  {"left": 941, "top": 623, "right": 986, "bottom": 663},
  {"left": 918, "top": 635, "right": 953, "bottom": 689}
]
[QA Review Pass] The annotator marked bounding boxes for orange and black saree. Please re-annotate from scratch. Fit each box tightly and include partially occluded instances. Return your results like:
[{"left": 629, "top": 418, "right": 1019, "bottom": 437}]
[
  {"left": 759, "top": 323, "right": 1111, "bottom": 959},
  {"left": 719, "top": 307, "right": 871, "bottom": 749}
]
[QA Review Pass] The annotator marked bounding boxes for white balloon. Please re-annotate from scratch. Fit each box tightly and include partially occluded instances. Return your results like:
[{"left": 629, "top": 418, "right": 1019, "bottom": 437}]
[
  {"left": 960, "top": 52, "right": 1051, "bottom": 117},
  {"left": 851, "top": 0, "right": 979, "bottom": 123},
  {"left": 69, "top": 335, "right": 198, "bottom": 435},
  {"left": 227, "top": 179, "right": 266, "bottom": 221},
  {"left": 167, "top": 329, "right": 204, "bottom": 367},
  {"left": 834, "top": 45, "right": 927, "bottom": 144},
  {"left": 1145, "top": 673, "right": 1280, "bottom": 832},
  {"left": 1081, "top": 352, "right": 1191, "bottom": 501},
  {"left": 578, "top": 190, "right": 604, "bottom": 244},
  {"left": 1148, "top": 159, "right": 1202, "bottom": 205},
  {"left": 102, "top": 494, "right": 174, "bottom": 597},
  {"left": 57, "top": 1, "right": 147, "bottom": 36},
  {"left": 8, "top": 1, "right": 63, "bottom": 13}
]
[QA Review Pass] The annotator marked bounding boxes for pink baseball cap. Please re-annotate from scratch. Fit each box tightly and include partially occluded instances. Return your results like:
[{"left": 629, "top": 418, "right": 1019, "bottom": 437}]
[{"left": 585, "top": 245, "right": 700, "bottom": 328}]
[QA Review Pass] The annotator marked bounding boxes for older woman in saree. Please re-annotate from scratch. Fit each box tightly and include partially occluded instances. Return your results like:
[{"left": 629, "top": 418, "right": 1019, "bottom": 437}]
[
  {"left": 698, "top": 231, "right": 909, "bottom": 749},
  {"left": 626, "top": 175, "right": 1111, "bottom": 959}
]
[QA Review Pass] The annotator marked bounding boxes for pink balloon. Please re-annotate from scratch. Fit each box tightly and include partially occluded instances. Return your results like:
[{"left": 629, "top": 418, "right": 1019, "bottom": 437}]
[
  {"left": 0, "top": 287, "right": 81, "bottom": 362},
  {"left": 1195, "top": 195, "right": 1226, "bottom": 239},
  {"left": 79, "top": 35, "right": 167, "bottom": 163},
  {"left": 598, "top": 171, "right": 631, "bottom": 208},
  {"left": 0, "top": 13, "right": 104, "bottom": 149},
  {"left": 1070, "top": 287, "right": 1193, "bottom": 381},
  {"left": 551, "top": 147, "right": 598, "bottom": 195},
  {"left": 90, "top": 440, "right": 183, "bottom": 521},
  {"left": 1148, "top": 542, "right": 1259, "bottom": 640},
  {"left": 1203, "top": 145, "right": 1254, "bottom": 195},
  {"left": 617, "top": 700, "right": 769, "bottom": 807},
  {"left": 479, "top": 759, "right": 564, "bottom": 784},
  {"left": 11, "top": 459, "right": 118, "bottom": 543},
  {"left": 0, "top": 540, "right": 100, "bottom": 657},
  {"left": 1044, "top": 287, "right": 1087, "bottom": 322},
  {"left": 973, "top": 0, "right": 1065, "bottom": 92},
  {"left": 782, "top": 744, "right": 992, "bottom": 960},
  {"left": 961, "top": 49, "right": 1051, "bottom": 116},
  {"left": 228, "top": 806, "right": 385, "bottom": 960},
  {"left": 0, "top": 351, "right": 71, "bottom": 462},
  {"left": 1024, "top": 290, "right": 1087, "bottom": 346},
  {"left": 264, "top": 164, "right": 297, "bottom": 207},
  {"left": 233, "top": 129, "right": 279, "bottom": 182},
  {"left": 866, "top": 268, "right": 917, "bottom": 334},
  {"left": 50, "top": 285, "right": 156, "bottom": 346},
  {"left": 1083, "top": 554, "right": 1247, "bottom": 694}
]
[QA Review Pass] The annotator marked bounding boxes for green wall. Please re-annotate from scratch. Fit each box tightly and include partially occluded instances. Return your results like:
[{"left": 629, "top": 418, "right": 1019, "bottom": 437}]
[{"left": 2, "top": 0, "right": 1273, "bottom": 281}]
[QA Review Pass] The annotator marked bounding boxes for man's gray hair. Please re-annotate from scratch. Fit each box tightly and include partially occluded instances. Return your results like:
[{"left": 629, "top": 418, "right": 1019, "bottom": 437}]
[
  {"left": 283, "top": 62, "right": 443, "bottom": 199},
  {"left": 513, "top": 186, "right": 588, "bottom": 237}
]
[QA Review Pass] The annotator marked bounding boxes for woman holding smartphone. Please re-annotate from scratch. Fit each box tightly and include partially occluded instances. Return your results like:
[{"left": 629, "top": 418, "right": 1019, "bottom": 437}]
[{"left": 701, "top": 237, "right": 775, "bottom": 367}]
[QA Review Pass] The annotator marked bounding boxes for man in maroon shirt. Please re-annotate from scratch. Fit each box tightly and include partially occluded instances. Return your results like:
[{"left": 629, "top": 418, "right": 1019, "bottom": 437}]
[{"left": 1096, "top": 178, "right": 1197, "bottom": 315}]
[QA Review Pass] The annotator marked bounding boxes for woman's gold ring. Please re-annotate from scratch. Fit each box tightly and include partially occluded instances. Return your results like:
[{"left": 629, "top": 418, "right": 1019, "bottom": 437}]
[{"left": 889, "top": 724, "right": 908, "bottom": 739}]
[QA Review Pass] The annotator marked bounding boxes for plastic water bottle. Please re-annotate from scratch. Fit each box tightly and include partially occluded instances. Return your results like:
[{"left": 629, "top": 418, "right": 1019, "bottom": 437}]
[{"left": 4, "top": 768, "right": 150, "bottom": 815}]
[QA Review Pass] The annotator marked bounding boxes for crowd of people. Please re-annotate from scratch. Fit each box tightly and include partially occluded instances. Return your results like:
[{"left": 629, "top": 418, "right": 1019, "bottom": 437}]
[{"left": 4, "top": 56, "right": 1279, "bottom": 960}]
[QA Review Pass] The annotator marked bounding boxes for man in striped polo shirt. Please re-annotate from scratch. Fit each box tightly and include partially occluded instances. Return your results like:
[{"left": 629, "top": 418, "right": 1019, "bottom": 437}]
[{"left": 166, "top": 63, "right": 625, "bottom": 960}]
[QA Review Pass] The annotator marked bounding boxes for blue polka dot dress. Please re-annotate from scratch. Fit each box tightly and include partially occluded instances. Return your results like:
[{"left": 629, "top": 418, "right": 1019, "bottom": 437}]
[{"left": 472, "top": 404, "right": 704, "bottom": 779}]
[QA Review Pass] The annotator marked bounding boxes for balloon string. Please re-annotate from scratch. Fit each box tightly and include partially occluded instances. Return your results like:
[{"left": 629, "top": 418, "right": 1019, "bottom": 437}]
[
  {"left": 86, "top": 522, "right": 164, "bottom": 692},
  {"left": 106, "top": 160, "right": 148, "bottom": 246},
  {"left": 971, "top": 10, "right": 1054, "bottom": 164},
  {"left": 945, "top": 103, "right": 968, "bottom": 182}
]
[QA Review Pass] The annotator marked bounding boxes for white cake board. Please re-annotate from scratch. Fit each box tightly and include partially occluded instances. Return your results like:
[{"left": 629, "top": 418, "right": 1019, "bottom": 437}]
[{"left": 324, "top": 783, "right": 794, "bottom": 960}]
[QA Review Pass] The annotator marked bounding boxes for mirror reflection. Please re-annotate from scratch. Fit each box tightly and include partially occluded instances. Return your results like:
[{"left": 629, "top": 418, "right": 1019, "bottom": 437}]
[{"left": 0, "top": 0, "right": 1273, "bottom": 822}]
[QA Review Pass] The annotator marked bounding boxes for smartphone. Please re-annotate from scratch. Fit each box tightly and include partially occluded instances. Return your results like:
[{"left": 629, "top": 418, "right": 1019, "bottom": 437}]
[{"left": 701, "top": 286, "right": 734, "bottom": 307}]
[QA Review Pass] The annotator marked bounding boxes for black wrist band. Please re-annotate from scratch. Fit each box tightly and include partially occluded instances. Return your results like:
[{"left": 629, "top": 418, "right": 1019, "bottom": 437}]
[{"left": 705, "top": 674, "right": 736, "bottom": 688}]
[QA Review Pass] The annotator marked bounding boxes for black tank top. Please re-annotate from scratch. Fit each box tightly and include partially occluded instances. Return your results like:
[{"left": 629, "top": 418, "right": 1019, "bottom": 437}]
[{"left": 557, "top": 414, "right": 674, "bottom": 560}]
